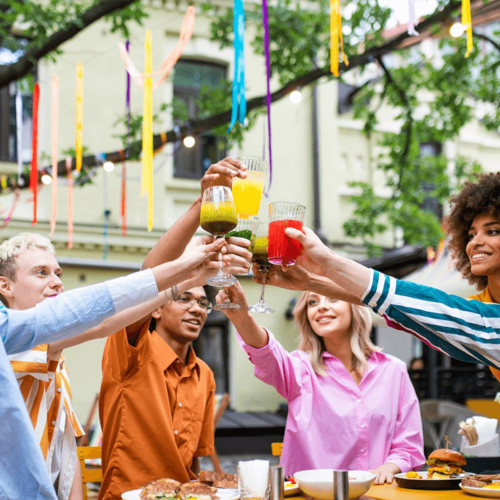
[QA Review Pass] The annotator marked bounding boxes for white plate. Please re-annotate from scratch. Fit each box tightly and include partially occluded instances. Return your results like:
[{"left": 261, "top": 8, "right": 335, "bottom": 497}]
[
  {"left": 121, "top": 487, "right": 239, "bottom": 500},
  {"left": 460, "top": 481, "right": 500, "bottom": 498},
  {"left": 284, "top": 481, "right": 300, "bottom": 497},
  {"left": 121, "top": 489, "right": 142, "bottom": 500}
]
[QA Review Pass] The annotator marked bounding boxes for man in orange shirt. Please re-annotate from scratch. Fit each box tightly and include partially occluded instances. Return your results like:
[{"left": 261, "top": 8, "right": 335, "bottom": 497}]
[{"left": 99, "top": 158, "right": 251, "bottom": 500}]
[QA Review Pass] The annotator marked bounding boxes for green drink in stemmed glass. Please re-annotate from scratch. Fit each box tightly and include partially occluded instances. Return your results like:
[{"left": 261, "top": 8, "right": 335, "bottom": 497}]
[{"left": 248, "top": 222, "right": 275, "bottom": 314}]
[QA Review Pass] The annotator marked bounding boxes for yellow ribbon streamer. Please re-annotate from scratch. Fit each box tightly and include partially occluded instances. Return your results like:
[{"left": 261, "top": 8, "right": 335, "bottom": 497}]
[
  {"left": 330, "top": 0, "right": 348, "bottom": 77},
  {"left": 462, "top": 0, "right": 473, "bottom": 57},
  {"left": 75, "top": 63, "right": 84, "bottom": 171},
  {"left": 1, "top": 176, "right": 7, "bottom": 190},
  {"left": 142, "top": 31, "right": 154, "bottom": 231}
]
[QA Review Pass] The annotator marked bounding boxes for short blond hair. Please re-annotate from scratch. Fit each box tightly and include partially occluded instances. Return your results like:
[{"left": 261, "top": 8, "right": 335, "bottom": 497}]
[
  {"left": 293, "top": 291, "right": 380, "bottom": 377},
  {"left": 0, "top": 233, "right": 55, "bottom": 282}
]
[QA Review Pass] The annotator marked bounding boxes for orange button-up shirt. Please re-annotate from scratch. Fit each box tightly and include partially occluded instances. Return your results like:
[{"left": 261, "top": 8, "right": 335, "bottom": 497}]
[{"left": 98, "top": 323, "right": 215, "bottom": 500}]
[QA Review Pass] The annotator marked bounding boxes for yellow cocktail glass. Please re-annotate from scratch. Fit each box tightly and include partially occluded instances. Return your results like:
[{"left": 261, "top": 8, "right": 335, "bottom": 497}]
[{"left": 232, "top": 156, "right": 269, "bottom": 217}]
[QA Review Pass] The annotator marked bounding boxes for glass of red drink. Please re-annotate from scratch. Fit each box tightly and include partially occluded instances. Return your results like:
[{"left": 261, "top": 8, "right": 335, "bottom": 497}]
[{"left": 268, "top": 202, "right": 306, "bottom": 266}]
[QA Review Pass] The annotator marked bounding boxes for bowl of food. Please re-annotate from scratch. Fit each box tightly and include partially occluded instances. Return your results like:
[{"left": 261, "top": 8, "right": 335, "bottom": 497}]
[{"left": 293, "top": 470, "right": 375, "bottom": 500}]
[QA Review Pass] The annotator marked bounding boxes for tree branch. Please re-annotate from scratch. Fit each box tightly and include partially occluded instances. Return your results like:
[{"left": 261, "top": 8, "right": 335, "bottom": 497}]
[
  {"left": 0, "top": 0, "right": 140, "bottom": 89},
  {"left": 473, "top": 30, "right": 500, "bottom": 53},
  {"left": 4, "top": 0, "right": 466, "bottom": 190}
]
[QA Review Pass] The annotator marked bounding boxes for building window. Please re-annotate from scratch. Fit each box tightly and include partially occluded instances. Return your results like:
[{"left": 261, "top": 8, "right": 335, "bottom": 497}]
[
  {"left": 420, "top": 142, "right": 443, "bottom": 220},
  {"left": 173, "top": 60, "right": 227, "bottom": 179},
  {"left": 0, "top": 44, "right": 34, "bottom": 163}
]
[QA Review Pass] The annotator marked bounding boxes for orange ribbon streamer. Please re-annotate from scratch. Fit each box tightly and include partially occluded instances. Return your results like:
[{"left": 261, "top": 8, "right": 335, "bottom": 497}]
[
  {"left": 118, "top": 6, "right": 196, "bottom": 90},
  {"left": 330, "top": 0, "right": 349, "bottom": 77},
  {"left": 30, "top": 83, "right": 40, "bottom": 225},
  {"left": 75, "top": 63, "right": 84, "bottom": 171},
  {"left": 462, "top": 0, "right": 473, "bottom": 57},
  {"left": 119, "top": 150, "right": 127, "bottom": 237},
  {"left": 50, "top": 75, "right": 59, "bottom": 239},
  {"left": 66, "top": 157, "right": 74, "bottom": 249}
]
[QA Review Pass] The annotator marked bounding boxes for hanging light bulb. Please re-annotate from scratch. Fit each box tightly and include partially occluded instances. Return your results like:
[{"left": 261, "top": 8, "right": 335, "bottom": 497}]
[
  {"left": 183, "top": 136, "right": 196, "bottom": 148},
  {"left": 290, "top": 89, "right": 303, "bottom": 104},
  {"left": 41, "top": 174, "right": 52, "bottom": 185},
  {"left": 450, "top": 22, "right": 465, "bottom": 38},
  {"left": 103, "top": 161, "right": 115, "bottom": 172}
]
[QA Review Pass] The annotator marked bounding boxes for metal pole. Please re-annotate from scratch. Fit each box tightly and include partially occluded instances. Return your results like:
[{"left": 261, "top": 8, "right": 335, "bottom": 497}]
[
  {"left": 333, "top": 470, "right": 349, "bottom": 500},
  {"left": 270, "top": 465, "right": 284, "bottom": 500}
]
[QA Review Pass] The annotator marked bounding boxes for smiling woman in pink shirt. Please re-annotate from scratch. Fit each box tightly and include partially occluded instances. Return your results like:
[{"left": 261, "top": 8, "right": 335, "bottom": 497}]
[{"left": 217, "top": 284, "right": 424, "bottom": 484}]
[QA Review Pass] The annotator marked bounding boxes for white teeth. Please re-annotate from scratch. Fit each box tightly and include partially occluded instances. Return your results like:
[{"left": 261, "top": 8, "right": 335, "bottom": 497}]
[{"left": 472, "top": 253, "right": 488, "bottom": 259}]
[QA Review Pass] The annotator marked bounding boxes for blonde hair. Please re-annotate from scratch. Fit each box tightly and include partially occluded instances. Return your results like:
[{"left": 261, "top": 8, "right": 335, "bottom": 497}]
[
  {"left": 0, "top": 233, "right": 55, "bottom": 282},
  {"left": 293, "top": 291, "right": 380, "bottom": 377}
]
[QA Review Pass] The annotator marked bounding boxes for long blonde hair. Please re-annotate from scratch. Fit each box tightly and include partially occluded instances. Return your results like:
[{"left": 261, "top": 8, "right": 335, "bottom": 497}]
[{"left": 293, "top": 291, "right": 380, "bottom": 377}]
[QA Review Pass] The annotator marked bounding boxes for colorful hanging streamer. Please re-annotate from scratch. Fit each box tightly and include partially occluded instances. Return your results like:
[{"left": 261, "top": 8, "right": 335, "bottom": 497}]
[
  {"left": 66, "top": 157, "right": 74, "bottom": 249},
  {"left": 262, "top": 0, "right": 272, "bottom": 194},
  {"left": 142, "top": 30, "right": 154, "bottom": 232},
  {"left": 50, "top": 75, "right": 59, "bottom": 239},
  {"left": 330, "top": 0, "right": 349, "bottom": 77},
  {"left": 118, "top": 7, "right": 196, "bottom": 90},
  {"left": 227, "top": 0, "right": 246, "bottom": 132},
  {"left": 407, "top": 0, "right": 419, "bottom": 36},
  {"left": 125, "top": 41, "right": 131, "bottom": 158},
  {"left": 462, "top": 0, "right": 473, "bottom": 57},
  {"left": 75, "top": 63, "right": 84, "bottom": 172},
  {"left": 119, "top": 150, "right": 127, "bottom": 236},
  {"left": 15, "top": 90, "right": 24, "bottom": 186},
  {"left": 30, "top": 82, "right": 40, "bottom": 226},
  {"left": 0, "top": 189, "right": 20, "bottom": 231}
]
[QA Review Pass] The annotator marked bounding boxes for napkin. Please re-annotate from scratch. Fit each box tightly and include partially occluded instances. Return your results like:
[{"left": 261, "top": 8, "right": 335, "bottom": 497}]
[{"left": 459, "top": 416, "right": 499, "bottom": 457}]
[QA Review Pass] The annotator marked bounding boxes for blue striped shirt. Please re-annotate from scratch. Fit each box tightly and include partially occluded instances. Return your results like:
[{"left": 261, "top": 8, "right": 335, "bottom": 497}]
[
  {"left": 0, "top": 270, "right": 158, "bottom": 500},
  {"left": 361, "top": 270, "right": 500, "bottom": 369}
]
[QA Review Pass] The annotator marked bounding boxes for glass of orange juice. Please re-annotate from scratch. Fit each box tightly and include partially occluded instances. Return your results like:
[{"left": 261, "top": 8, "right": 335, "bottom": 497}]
[{"left": 232, "top": 156, "right": 269, "bottom": 218}]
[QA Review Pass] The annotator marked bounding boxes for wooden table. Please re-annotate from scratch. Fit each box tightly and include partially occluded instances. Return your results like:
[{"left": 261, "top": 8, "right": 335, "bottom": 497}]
[{"left": 289, "top": 483, "right": 471, "bottom": 500}]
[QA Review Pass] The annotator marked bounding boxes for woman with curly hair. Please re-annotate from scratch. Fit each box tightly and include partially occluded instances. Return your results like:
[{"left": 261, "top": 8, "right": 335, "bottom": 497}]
[
  {"left": 448, "top": 172, "right": 500, "bottom": 380},
  {"left": 216, "top": 283, "right": 424, "bottom": 484}
]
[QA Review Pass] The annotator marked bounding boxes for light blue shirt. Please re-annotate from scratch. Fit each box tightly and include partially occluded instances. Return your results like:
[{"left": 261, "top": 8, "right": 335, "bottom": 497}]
[{"left": 0, "top": 270, "right": 158, "bottom": 500}]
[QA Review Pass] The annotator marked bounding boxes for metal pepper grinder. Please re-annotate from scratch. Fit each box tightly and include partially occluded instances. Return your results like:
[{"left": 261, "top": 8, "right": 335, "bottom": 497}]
[
  {"left": 333, "top": 470, "right": 349, "bottom": 500},
  {"left": 270, "top": 465, "right": 284, "bottom": 500}
]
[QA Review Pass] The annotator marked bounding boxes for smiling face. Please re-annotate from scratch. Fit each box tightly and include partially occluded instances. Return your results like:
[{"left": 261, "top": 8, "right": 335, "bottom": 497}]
[
  {"left": 0, "top": 247, "right": 64, "bottom": 310},
  {"left": 153, "top": 286, "right": 209, "bottom": 344},
  {"left": 305, "top": 292, "right": 352, "bottom": 341},
  {"left": 466, "top": 214, "right": 500, "bottom": 279}
]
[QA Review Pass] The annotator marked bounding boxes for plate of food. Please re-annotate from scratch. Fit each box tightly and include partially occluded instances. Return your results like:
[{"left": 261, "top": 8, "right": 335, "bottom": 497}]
[
  {"left": 395, "top": 448, "right": 469, "bottom": 490},
  {"left": 121, "top": 478, "right": 224, "bottom": 500},
  {"left": 460, "top": 475, "right": 500, "bottom": 498},
  {"left": 284, "top": 476, "right": 300, "bottom": 497}
]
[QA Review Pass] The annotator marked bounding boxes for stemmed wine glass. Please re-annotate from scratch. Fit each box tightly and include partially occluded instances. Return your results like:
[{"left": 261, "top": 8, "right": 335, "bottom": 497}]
[
  {"left": 248, "top": 222, "right": 275, "bottom": 314},
  {"left": 200, "top": 186, "right": 239, "bottom": 292}
]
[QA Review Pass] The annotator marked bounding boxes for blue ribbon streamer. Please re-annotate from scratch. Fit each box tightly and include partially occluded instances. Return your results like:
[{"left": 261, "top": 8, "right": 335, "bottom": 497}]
[{"left": 227, "top": 0, "right": 246, "bottom": 132}]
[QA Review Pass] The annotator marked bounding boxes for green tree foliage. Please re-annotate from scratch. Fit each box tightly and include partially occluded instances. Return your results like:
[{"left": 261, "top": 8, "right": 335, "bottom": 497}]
[{"left": 206, "top": 0, "right": 496, "bottom": 253}]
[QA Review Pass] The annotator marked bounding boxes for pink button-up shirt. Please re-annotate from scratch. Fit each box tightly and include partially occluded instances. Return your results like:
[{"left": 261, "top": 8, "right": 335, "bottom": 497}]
[{"left": 238, "top": 331, "right": 424, "bottom": 475}]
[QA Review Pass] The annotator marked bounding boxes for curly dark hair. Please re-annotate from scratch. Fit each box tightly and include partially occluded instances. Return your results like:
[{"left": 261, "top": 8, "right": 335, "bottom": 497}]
[{"left": 448, "top": 172, "right": 500, "bottom": 291}]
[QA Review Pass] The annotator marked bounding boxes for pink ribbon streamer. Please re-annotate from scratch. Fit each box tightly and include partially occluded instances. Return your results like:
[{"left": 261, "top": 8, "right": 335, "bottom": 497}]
[
  {"left": 0, "top": 189, "right": 20, "bottom": 231},
  {"left": 50, "top": 75, "right": 59, "bottom": 239},
  {"left": 118, "top": 6, "right": 196, "bottom": 90},
  {"left": 66, "top": 157, "right": 74, "bottom": 249}
]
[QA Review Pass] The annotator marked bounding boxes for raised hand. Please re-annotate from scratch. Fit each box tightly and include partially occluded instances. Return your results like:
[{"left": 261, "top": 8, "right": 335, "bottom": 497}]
[
  {"left": 284, "top": 227, "right": 333, "bottom": 276},
  {"left": 177, "top": 236, "right": 227, "bottom": 280},
  {"left": 252, "top": 262, "right": 311, "bottom": 291},
  {"left": 200, "top": 157, "right": 247, "bottom": 194},
  {"left": 215, "top": 282, "right": 250, "bottom": 314}
]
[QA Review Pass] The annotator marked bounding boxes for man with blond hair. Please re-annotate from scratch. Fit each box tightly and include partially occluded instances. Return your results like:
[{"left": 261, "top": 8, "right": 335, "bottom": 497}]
[{"left": 0, "top": 232, "right": 227, "bottom": 500}]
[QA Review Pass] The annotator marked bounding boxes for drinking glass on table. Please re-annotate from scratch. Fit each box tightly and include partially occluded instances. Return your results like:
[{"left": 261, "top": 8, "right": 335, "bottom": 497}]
[
  {"left": 249, "top": 222, "right": 275, "bottom": 314},
  {"left": 232, "top": 156, "right": 269, "bottom": 217},
  {"left": 268, "top": 202, "right": 306, "bottom": 266},
  {"left": 200, "top": 186, "right": 239, "bottom": 290}
]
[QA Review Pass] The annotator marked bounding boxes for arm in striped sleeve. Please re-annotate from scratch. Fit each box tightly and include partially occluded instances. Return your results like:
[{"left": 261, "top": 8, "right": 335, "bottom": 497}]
[{"left": 361, "top": 270, "right": 500, "bottom": 369}]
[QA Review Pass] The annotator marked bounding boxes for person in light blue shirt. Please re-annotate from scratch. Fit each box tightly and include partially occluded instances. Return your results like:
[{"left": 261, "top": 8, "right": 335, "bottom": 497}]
[{"left": 0, "top": 235, "right": 227, "bottom": 500}]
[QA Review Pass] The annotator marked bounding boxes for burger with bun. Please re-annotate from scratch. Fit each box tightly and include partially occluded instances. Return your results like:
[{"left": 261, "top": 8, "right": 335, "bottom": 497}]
[{"left": 426, "top": 448, "right": 466, "bottom": 479}]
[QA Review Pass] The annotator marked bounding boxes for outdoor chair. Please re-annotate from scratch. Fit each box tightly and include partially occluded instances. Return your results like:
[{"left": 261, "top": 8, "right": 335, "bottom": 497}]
[
  {"left": 77, "top": 446, "right": 103, "bottom": 500},
  {"left": 211, "top": 393, "right": 230, "bottom": 474},
  {"left": 271, "top": 442, "right": 283, "bottom": 457}
]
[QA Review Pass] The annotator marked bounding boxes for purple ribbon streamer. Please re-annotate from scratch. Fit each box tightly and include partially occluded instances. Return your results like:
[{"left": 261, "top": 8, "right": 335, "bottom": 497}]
[
  {"left": 125, "top": 40, "right": 131, "bottom": 158},
  {"left": 262, "top": 0, "right": 273, "bottom": 195}
]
